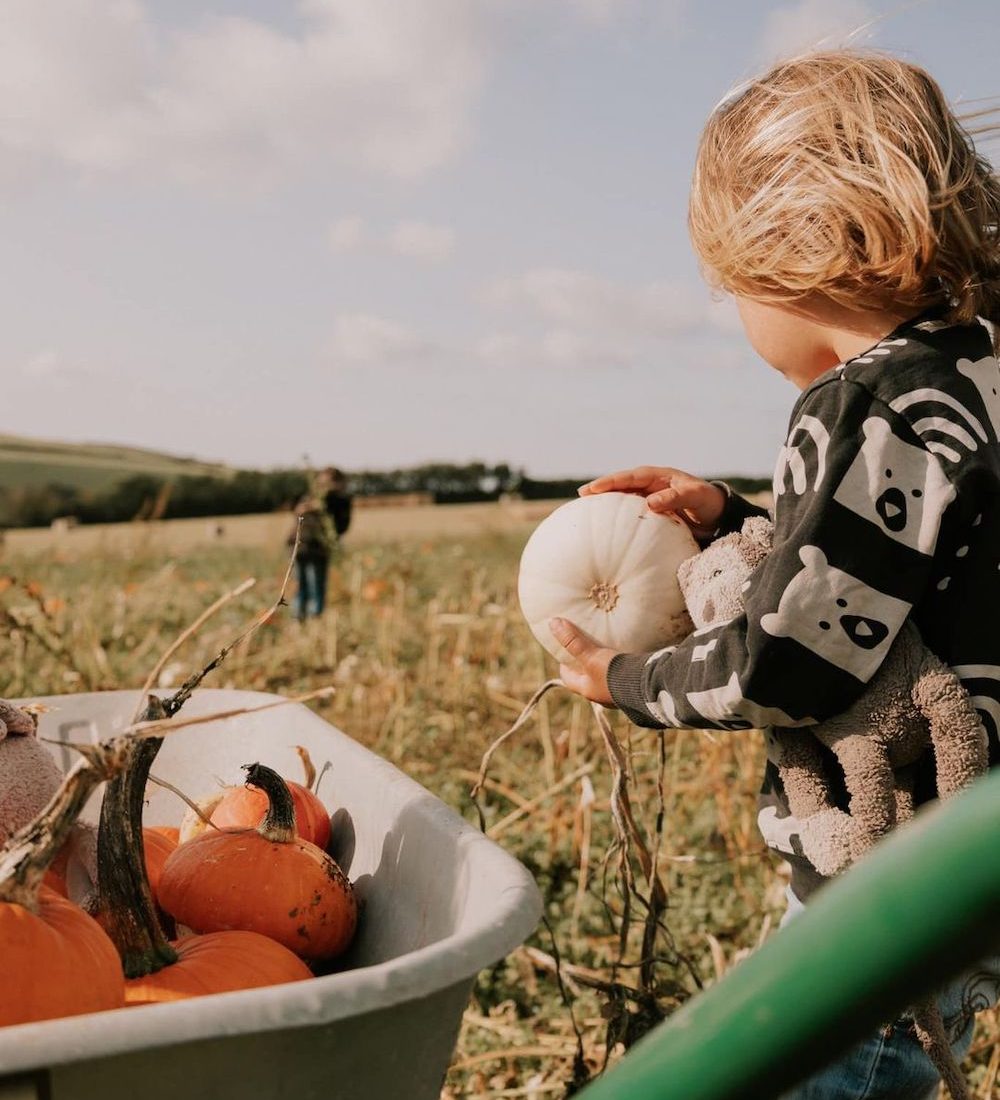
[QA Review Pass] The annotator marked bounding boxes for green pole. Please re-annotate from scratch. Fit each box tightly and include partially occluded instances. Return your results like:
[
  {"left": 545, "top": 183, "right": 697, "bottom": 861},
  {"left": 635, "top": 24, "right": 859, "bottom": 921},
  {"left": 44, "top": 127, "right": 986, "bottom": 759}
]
[{"left": 579, "top": 769, "right": 1000, "bottom": 1100}]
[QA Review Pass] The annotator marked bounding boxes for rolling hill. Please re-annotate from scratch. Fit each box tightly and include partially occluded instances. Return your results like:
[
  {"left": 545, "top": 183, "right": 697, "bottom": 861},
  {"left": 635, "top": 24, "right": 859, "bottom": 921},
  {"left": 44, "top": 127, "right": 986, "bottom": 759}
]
[{"left": 0, "top": 433, "right": 231, "bottom": 492}]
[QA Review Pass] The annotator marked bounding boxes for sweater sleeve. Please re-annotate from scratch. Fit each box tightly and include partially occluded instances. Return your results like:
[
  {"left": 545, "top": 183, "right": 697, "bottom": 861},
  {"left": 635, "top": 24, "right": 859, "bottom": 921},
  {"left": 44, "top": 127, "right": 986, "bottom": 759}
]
[
  {"left": 607, "top": 377, "right": 956, "bottom": 730},
  {"left": 703, "top": 481, "right": 771, "bottom": 542}
]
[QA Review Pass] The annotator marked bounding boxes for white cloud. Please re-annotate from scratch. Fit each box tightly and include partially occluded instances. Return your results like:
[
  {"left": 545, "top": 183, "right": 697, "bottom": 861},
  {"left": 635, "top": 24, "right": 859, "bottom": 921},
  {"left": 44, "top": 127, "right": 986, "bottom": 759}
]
[
  {"left": 0, "top": 0, "right": 492, "bottom": 184},
  {"left": 757, "top": 0, "right": 873, "bottom": 62},
  {"left": 327, "top": 217, "right": 366, "bottom": 254},
  {"left": 17, "top": 349, "right": 105, "bottom": 379},
  {"left": 20, "top": 350, "right": 61, "bottom": 377},
  {"left": 328, "top": 313, "right": 431, "bottom": 365},
  {"left": 387, "top": 221, "right": 456, "bottom": 262},
  {"left": 326, "top": 216, "right": 456, "bottom": 261},
  {"left": 486, "top": 268, "right": 725, "bottom": 340},
  {"left": 479, "top": 268, "right": 746, "bottom": 370},
  {"left": 476, "top": 329, "right": 628, "bottom": 369}
]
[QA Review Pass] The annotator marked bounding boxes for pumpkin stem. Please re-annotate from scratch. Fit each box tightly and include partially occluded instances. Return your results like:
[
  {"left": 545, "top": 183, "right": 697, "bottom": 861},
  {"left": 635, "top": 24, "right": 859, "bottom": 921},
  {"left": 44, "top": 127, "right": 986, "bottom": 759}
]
[
  {"left": 94, "top": 695, "right": 178, "bottom": 977},
  {"left": 244, "top": 763, "right": 297, "bottom": 843},
  {"left": 0, "top": 738, "right": 129, "bottom": 912}
]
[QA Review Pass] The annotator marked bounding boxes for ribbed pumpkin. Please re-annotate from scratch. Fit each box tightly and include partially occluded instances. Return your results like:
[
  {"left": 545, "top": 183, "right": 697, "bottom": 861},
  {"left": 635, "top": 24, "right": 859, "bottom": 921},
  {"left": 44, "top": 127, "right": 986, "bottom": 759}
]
[
  {"left": 159, "top": 763, "right": 356, "bottom": 961},
  {"left": 92, "top": 697, "right": 313, "bottom": 1003},
  {"left": 518, "top": 491, "right": 699, "bottom": 662},
  {"left": 0, "top": 743, "right": 127, "bottom": 1025},
  {"left": 0, "top": 886, "right": 124, "bottom": 1025},
  {"left": 126, "top": 931, "right": 311, "bottom": 1005}
]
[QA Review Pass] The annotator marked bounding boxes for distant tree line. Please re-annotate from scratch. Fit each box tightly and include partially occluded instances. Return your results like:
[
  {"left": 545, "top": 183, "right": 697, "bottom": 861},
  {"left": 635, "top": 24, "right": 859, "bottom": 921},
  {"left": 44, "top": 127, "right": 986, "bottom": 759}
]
[{"left": 0, "top": 464, "right": 771, "bottom": 528}]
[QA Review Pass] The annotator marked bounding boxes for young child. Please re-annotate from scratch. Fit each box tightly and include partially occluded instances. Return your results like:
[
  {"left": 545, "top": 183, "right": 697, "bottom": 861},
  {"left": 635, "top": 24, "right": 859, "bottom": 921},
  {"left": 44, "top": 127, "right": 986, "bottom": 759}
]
[{"left": 549, "top": 50, "right": 1000, "bottom": 1100}]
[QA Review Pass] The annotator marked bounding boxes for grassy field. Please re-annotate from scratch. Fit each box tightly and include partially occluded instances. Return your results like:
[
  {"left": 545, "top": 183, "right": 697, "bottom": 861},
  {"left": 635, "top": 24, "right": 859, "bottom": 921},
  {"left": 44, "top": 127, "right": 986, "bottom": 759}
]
[
  {"left": 0, "top": 432, "right": 229, "bottom": 491},
  {"left": 1, "top": 501, "right": 996, "bottom": 1098}
]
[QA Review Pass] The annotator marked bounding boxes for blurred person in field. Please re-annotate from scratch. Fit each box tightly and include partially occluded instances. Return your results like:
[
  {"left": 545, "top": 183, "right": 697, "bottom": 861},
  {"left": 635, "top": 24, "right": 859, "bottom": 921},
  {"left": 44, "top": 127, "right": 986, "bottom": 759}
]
[
  {"left": 319, "top": 466, "right": 353, "bottom": 541},
  {"left": 550, "top": 50, "right": 1000, "bottom": 1100},
  {"left": 287, "top": 468, "right": 352, "bottom": 620}
]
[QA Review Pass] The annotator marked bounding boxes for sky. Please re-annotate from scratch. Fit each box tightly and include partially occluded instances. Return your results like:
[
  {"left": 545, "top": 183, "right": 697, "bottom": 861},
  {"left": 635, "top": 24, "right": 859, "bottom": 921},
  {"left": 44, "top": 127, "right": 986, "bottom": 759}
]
[{"left": 0, "top": 0, "right": 997, "bottom": 478}]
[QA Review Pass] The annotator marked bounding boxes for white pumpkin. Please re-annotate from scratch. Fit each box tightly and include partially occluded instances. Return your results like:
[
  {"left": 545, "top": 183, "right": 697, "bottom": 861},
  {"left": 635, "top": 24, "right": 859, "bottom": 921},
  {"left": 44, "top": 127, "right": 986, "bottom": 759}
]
[{"left": 518, "top": 492, "right": 699, "bottom": 662}]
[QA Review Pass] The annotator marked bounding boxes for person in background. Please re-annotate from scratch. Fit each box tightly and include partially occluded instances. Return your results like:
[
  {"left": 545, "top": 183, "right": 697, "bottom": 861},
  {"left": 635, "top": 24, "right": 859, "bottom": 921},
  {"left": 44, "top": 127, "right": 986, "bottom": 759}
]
[
  {"left": 320, "top": 467, "right": 353, "bottom": 540},
  {"left": 288, "top": 493, "right": 335, "bottom": 620},
  {"left": 287, "top": 468, "right": 352, "bottom": 620}
]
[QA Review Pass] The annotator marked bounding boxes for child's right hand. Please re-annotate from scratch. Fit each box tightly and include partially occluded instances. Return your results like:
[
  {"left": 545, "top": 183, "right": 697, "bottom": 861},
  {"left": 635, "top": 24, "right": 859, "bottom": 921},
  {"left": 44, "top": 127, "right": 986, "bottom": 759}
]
[{"left": 579, "top": 466, "right": 727, "bottom": 539}]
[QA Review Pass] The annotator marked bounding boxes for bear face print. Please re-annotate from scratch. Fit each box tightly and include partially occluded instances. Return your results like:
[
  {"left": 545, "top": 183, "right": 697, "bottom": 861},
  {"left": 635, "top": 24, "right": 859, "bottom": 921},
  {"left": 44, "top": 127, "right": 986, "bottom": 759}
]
[
  {"left": 957, "top": 356, "right": 1000, "bottom": 439},
  {"left": 760, "top": 545, "right": 911, "bottom": 681},
  {"left": 832, "top": 417, "right": 955, "bottom": 554}
]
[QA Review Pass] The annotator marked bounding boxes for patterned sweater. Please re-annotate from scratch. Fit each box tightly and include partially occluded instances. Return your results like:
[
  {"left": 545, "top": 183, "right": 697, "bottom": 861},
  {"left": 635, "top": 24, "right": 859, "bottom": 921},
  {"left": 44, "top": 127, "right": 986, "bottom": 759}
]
[{"left": 607, "top": 308, "right": 1000, "bottom": 901}]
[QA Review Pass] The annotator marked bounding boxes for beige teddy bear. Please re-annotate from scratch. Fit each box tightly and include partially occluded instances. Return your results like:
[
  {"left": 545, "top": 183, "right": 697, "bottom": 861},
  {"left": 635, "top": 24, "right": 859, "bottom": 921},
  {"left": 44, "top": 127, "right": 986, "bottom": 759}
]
[
  {"left": 676, "top": 516, "right": 988, "bottom": 874},
  {"left": 675, "top": 517, "right": 989, "bottom": 1100}
]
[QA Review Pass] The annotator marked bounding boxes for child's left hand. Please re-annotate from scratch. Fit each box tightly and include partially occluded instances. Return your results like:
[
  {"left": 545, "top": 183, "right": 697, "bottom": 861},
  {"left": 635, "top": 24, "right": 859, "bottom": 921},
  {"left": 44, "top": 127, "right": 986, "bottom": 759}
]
[{"left": 548, "top": 618, "right": 618, "bottom": 706}]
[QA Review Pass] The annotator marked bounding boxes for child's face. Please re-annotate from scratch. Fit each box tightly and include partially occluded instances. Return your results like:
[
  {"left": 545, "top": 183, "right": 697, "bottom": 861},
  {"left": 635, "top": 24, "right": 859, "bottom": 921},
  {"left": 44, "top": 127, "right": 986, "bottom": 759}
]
[{"left": 734, "top": 296, "right": 836, "bottom": 389}]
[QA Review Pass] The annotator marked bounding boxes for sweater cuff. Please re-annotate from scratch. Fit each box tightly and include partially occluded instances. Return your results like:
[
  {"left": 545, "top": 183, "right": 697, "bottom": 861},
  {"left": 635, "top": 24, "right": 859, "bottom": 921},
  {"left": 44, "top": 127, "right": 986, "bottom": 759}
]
[
  {"left": 704, "top": 481, "right": 771, "bottom": 543},
  {"left": 607, "top": 652, "right": 665, "bottom": 728}
]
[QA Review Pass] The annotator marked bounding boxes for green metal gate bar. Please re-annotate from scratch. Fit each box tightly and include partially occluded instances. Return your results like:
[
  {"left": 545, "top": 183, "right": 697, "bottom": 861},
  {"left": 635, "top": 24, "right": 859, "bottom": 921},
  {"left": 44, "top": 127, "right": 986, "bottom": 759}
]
[{"left": 578, "top": 768, "right": 1000, "bottom": 1100}]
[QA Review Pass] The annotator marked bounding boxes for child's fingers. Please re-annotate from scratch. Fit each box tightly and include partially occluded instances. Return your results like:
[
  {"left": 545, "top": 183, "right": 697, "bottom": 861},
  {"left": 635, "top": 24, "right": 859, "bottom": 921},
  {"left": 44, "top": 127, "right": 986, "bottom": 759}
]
[
  {"left": 578, "top": 466, "right": 676, "bottom": 496},
  {"left": 647, "top": 484, "right": 698, "bottom": 513},
  {"left": 549, "top": 617, "right": 597, "bottom": 660}
]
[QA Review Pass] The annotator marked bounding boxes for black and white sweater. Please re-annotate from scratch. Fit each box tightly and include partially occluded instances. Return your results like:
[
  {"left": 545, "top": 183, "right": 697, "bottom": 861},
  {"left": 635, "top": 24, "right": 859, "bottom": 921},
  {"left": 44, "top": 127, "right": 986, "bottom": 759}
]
[{"left": 607, "top": 309, "right": 1000, "bottom": 899}]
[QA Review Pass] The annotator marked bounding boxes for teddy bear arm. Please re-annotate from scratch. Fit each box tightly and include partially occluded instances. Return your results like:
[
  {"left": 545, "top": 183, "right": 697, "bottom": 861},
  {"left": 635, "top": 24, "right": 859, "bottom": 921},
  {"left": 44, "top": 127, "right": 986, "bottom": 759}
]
[
  {"left": 815, "top": 721, "right": 898, "bottom": 841},
  {"left": 769, "top": 728, "right": 838, "bottom": 820},
  {"left": 910, "top": 651, "right": 989, "bottom": 799}
]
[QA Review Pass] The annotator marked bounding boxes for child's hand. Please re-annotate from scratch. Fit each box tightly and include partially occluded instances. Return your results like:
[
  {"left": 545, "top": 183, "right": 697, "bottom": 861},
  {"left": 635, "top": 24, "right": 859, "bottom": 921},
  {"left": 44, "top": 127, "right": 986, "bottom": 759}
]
[
  {"left": 579, "top": 466, "right": 726, "bottom": 538},
  {"left": 549, "top": 618, "right": 617, "bottom": 706}
]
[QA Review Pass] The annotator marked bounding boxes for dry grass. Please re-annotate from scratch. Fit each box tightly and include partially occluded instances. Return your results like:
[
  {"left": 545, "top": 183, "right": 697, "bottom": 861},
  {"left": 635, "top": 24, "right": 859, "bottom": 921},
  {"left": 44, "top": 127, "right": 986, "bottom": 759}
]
[{"left": 0, "top": 503, "right": 995, "bottom": 1099}]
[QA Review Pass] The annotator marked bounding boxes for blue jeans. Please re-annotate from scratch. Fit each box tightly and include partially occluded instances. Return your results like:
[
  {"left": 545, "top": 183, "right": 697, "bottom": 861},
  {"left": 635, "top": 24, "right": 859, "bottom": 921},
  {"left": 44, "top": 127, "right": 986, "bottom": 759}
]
[
  {"left": 780, "top": 1001, "right": 975, "bottom": 1100},
  {"left": 779, "top": 889, "right": 994, "bottom": 1099},
  {"left": 294, "top": 555, "right": 328, "bottom": 619}
]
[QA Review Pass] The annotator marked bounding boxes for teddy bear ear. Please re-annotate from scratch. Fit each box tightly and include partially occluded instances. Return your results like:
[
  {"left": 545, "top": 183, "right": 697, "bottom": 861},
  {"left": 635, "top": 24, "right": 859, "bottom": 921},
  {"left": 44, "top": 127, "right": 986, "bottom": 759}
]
[
  {"left": 737, "top": 516, "right": 773, "bottom": 569},
  {"left": 742, "top": 515, "right": 773, "bottom": 546},
  {"left": 676, "top": 553, "right": 697, "bottom": 590}
]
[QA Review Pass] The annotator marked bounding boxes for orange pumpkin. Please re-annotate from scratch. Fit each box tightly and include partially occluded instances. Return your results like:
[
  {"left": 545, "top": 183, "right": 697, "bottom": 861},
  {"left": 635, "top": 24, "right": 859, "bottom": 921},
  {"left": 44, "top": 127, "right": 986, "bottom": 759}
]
[
  {"left": 143, "top": 827, "right": 178, "bottom": 902},
  {"left": 125, "top": 931, "right": 311, "bottom": 1005},
  {"left": 148, "top": 825, "right": 180, "bottom": 845},
  {"left": 208, "top": 780, "right": 331, "bottom": 850},
  {"left": 0, "top": 745, "right": 128, "bottom": 1025},
  {"left": 159, "top": 763, "right": 356, "bottom": 961},
  {"left": 0, "top": 886, "right": 124, "bottom": 1025},
  {"left": 94, "top": 700, "right": 314, "bottom": 1002}
]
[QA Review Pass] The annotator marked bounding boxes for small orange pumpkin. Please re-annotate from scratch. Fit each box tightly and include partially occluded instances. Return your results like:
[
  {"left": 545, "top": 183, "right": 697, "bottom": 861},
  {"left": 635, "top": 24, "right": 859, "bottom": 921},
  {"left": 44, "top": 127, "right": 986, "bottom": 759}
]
[
  {"left": 159, "top": 763, "right": 356, "bottom": 961},
  {"left": 93, "top": 700, "right": 313, "bottom": 1002},
  {"left": 0, "top": 886, "right": 124, "bottom": 1025},
  {"left": 208, "top": 780, "right": 331, "bottom": 850},
  {"left": 126, "top": 931, "right": 311, "bottom": 1004},
  {"left": 143, "top": 827, "right": 178, "bottom": 903},
  {"left": 148, "top": 825, "right": 180, "bottom": 845}
]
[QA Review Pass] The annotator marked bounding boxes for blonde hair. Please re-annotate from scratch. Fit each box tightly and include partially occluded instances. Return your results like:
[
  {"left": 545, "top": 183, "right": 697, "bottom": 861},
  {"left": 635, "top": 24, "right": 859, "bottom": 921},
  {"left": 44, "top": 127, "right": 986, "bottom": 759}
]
[{"left": 689, "top": 51, "right": 1000, "bottom": 337}]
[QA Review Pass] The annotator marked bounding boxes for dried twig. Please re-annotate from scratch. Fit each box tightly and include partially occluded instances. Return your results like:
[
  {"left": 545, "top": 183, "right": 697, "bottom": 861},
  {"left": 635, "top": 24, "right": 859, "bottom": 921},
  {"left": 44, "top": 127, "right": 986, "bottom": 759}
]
[
  {"left": 126, "top": 686, "right": 336, "bottom": 739},
  {"left": 146, "top": 772, "right": 220, "bottom": 829},
  {"left": 488, "top": 764, "right": 594, "bottom": 837},
  {"left": 471, "top": 678, "right": 565, "bottom": 830},
  {"left": 133, "top": 576, "right": 256, "bottom": 717},
  {"left": 295, "top": 745, "right": 316, "bottom": 790}
]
